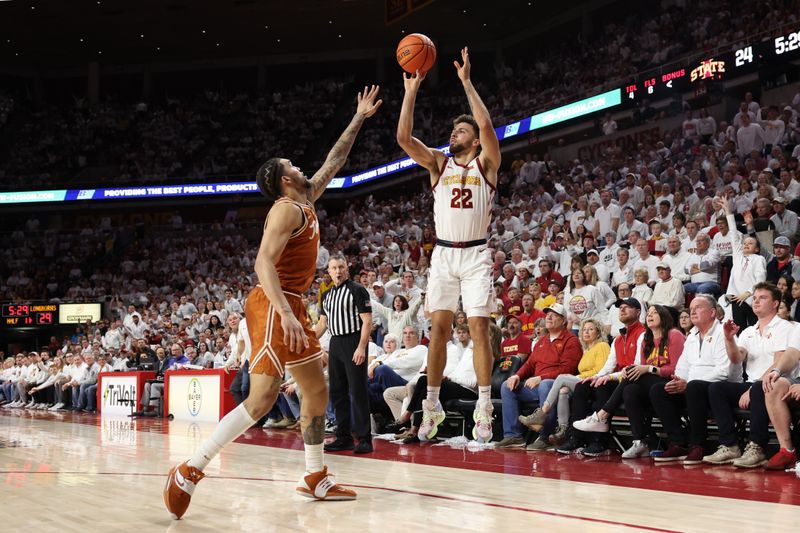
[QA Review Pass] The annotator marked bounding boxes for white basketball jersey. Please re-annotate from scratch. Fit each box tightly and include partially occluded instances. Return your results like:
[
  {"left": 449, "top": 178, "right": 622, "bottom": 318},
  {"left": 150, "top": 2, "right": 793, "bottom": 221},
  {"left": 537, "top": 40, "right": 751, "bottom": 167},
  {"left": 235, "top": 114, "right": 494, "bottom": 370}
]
[{"left": 432, "top": 156, "right": 495, "bottom": 242}]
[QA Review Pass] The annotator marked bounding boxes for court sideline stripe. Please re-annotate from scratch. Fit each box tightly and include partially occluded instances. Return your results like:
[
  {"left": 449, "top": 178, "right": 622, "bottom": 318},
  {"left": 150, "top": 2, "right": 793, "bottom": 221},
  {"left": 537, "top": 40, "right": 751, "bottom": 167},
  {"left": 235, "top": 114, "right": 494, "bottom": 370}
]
[{"left": 1, "top": 470, "right": 680, "bottom": 532}]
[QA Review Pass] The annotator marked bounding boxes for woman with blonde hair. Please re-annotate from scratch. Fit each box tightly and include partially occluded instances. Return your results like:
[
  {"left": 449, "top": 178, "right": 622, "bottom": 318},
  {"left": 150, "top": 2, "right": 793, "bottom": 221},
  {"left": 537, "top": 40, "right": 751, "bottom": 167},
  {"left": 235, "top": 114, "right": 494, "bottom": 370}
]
[{"left": 518, "top": 318, "right": 610, "bottom": 445}]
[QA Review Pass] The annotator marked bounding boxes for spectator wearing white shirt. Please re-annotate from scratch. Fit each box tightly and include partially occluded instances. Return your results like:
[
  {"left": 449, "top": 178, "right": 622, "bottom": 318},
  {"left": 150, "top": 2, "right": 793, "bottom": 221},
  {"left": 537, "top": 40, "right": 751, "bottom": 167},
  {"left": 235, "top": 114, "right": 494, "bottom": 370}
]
[
  {"left": 651, "top": 262, "right": 685, "bottom": 310},
  {"left": 779, "top": 170, "right": 800, "bottom": 202},
  {"left": 697, "top": 108, "right": 717, "bottom": 144},
  {"left": 102, "top": 320, "right": 123, "bottom": 351},
  {"left": 718, "top": 200, "right": 767, "bottom": 330},
  {"left": 595, "top": 190, "right": 620, "bottom": 238},
  {"left": 760, "top": 106, "right": 785, "bottom": 150},
  {"left": 633, "top": 239, "right": 660, "bottom": 281},
  {"left": 770, "top": 196, "right": 799, "bottom": 245},
  {"left": 661, "top": 235, "right": 691, "bottom": 282},
  {"left": 585, "top": 249, "right": 609, "bottom": 283},
  {"left": 599, "top": 231, "right": 619, "bottom": 273},
  {"left": 601, "top": 113, "right": 618, "bottom": 136},
  {"left": 684, "top": 233, "right": 721, "bottom": 295},
  {"left": 711, "top": 214, "right": 733, "bottom": 260},
  {"left": 744, "top": 92, "right": 760, "bottom": 116},
  {"left": 122, "top": 305, "right": 142, "bottom": 331},
  {"left": 705, "top": 283, "right": 792, "bottom": 467},
  {"left": 177, "top": 295, "right": 198, "bottom": 319},
  {"left": 733, "top": 101, "right": 757, "bottom": 129},
  {"left": 611, "top": 248, "right": 634, "bottom": 288},
  {"left": 124, "top": 314, "right": 147, "bottom": 350},
  {"left": 618, "top": 206, "right": 648, "bottom": 244},
  {"left": 225, "top": 312, "right": 251, "bottom": 405},
  {"left": 223, "top": 289, "right": 244, "bottom": 314},
  {"left": 736, "top": 114, "right": 765, "bottom": 157},
  {"left": 63, "top": 354, "right": 88, "bottom": 410},
  {"left": 367, "top": 326, "right": 428, "bottom": 415}
]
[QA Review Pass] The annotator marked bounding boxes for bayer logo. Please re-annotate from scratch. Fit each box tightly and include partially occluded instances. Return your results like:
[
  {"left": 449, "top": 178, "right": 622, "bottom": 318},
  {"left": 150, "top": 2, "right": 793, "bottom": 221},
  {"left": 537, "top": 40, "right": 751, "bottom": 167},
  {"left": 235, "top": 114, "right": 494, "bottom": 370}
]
[{"left": 187, "top": 378, "right": 203, "bottom": 416}]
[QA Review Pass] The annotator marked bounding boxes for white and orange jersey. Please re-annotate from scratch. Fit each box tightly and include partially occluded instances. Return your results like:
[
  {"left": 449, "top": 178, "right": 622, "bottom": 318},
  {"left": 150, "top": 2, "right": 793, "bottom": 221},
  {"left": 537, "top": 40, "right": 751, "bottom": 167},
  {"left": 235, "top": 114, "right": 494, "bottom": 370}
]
[{"left": 432, "top": 156, "right": 495, "bottom": 242}]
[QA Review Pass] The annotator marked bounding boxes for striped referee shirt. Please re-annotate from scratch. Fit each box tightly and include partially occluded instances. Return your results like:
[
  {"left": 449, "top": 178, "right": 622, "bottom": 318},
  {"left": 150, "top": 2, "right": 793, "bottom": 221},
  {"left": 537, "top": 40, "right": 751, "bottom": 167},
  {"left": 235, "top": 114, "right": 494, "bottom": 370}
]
[{"left": 321, "top": 280, "right": 372, "bottom": 336}]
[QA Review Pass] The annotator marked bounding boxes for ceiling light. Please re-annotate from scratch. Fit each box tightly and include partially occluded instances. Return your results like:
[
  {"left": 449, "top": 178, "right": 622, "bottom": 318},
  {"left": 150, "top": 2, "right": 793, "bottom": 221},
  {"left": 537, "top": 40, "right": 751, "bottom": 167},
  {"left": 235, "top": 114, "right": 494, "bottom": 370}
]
[
  {"left": 264, "top": 25, "right": 269, "bottom": 29},
  {"left": 140, "top": 34, "right": 144, "bottom": 38},
  {"left": 338, "top": 34, "right": 342, "bottom": 38},
  {"left": 277, "top": 38, "right": 281, "bottom": 43},
  {"left": 202, "top": 30, "right": 206, "bottom": 34},
  {"left": 328, "top": 20, "right": 333, "bottom": 24},
  {"left": 216, "top": 42, "right": 220, "bottom": 47},
  {"left": 157, "top": 47, "right": 161, "bottom": 51}
]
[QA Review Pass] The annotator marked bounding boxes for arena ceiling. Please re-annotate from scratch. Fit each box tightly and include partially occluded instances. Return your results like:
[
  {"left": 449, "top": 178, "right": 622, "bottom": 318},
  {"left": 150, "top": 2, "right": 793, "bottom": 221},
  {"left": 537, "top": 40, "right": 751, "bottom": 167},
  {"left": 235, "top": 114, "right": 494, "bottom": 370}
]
[{"left": 0, "top": 0, "right": 597, "bottom": 68}]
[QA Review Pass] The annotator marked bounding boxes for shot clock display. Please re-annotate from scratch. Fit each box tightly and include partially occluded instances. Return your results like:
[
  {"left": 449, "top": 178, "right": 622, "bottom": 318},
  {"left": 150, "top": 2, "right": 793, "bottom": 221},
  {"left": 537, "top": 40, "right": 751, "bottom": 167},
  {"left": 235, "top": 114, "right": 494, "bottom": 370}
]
[{"left": 2, "top": 304, "right": 57, "bottom": 327}]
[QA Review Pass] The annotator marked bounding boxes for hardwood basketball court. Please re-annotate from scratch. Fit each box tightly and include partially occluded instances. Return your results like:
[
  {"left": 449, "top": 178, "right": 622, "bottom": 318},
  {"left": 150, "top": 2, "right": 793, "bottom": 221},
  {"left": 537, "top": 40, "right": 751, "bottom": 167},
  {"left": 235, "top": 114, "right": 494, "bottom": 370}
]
[{"left": 3, "top": 410, "right": 799, "bottom": 532}]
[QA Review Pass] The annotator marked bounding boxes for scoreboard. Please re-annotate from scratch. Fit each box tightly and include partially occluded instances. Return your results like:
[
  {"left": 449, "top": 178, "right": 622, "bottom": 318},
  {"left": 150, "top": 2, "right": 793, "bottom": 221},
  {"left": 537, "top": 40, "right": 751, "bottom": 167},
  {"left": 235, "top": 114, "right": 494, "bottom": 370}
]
[
  {"left": 2, "top": 303, "right": 102, "bottom": 327},
  {"left": 623, "top": 26, "right": 800, "bottom": 101},
  {"left": 2, "top": 304, "right": 56, "bottom": 326}
]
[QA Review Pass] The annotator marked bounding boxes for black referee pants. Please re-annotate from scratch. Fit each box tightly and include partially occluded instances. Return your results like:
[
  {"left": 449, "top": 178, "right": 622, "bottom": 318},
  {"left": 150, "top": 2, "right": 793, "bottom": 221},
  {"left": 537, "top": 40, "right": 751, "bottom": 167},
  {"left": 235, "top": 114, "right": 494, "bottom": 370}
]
[{"left": 329, "top": 332, "right": 371, "bottom": 442}]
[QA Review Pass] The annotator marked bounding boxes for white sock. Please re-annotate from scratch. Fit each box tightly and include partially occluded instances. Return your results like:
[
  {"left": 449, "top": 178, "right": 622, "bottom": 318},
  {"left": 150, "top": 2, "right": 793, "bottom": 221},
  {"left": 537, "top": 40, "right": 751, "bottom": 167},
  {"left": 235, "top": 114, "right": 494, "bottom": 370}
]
[
  {"left": 478, "top": 386, "right": 491, "bottom": 403},
  {"left": 426, "top": 386, "right": 440, "bottom": 404},
  {"left": 304, "top": 443, "right": 324, "bottom": 473},
  {"left": 188, "top": 403, "right": 256, "bottom": 470}
]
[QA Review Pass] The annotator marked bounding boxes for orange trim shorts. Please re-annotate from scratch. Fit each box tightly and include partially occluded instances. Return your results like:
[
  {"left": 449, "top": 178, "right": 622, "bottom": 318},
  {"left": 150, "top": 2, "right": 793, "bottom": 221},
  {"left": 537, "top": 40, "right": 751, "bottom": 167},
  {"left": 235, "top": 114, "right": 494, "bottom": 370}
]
[{"left": 246, "top": 286, "right": 323, "bottom": 378}]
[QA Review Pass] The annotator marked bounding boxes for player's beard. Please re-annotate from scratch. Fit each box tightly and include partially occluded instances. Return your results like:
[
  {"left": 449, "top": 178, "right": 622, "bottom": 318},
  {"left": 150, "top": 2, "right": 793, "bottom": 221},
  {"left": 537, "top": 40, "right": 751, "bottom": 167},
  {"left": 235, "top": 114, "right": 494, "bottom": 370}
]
[{"left": 449, "top": 142, "right": 465, "bottom": 154}]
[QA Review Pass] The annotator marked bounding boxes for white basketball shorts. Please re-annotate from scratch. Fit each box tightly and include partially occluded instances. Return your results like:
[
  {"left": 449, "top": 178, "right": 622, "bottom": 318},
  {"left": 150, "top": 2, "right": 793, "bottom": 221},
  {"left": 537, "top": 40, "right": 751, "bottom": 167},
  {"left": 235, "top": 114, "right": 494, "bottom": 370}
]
[{"left": 426, "top": 245, "right": 495, "bottom": 317}]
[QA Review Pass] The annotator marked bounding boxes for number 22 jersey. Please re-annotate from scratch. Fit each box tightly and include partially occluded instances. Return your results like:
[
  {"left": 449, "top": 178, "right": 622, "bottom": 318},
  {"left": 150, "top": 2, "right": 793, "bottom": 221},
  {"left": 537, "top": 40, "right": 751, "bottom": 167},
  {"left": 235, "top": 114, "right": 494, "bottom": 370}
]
[{"left": 432, "top": 156, "right": 495, "bottom": 242}]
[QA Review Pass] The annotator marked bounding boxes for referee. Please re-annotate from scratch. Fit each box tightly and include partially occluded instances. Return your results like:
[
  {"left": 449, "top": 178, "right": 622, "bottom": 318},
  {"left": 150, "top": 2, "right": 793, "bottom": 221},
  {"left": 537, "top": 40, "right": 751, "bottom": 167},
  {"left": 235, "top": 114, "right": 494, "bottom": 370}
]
[{"left": 314, "top": 254, "right": 374, "bottom": 454}]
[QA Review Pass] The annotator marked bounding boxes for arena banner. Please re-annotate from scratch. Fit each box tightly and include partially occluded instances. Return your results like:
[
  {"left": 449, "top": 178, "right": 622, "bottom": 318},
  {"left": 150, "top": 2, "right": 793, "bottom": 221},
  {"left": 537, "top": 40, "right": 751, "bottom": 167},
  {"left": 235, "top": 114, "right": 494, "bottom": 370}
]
[
  {"left": 166, "top": 373, "right": 223, "bottom": 423},
  {"left": 99, "top": 375, "right": 139, "bottom": 417},
  {"left": 550, "top": 115, "right": 686, "bottom": 165}
]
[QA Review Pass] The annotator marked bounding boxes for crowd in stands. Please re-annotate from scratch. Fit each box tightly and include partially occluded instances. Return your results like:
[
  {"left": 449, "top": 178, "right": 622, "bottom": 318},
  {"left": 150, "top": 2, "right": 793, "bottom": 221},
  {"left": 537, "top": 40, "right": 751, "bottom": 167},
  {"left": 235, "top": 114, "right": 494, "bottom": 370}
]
[
  {"left": 4, "top": 79, "right": 800, "bottom": 473},
  {"left": 5, "top": 0, "right": 800, "bottom": 478},
  {"left": 3, "top": 1, "right": 800, "bottom": 191}
]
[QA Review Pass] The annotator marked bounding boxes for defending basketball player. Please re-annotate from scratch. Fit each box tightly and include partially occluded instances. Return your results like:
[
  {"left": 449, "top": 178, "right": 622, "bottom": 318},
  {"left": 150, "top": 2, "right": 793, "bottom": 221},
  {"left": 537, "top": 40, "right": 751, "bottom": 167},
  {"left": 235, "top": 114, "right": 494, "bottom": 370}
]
[
  {"left": 163, "top": 85, "right": 382, "bottom": 519},
  {"left": 396, "top": 47, "right": 501, "bottom": 443}
]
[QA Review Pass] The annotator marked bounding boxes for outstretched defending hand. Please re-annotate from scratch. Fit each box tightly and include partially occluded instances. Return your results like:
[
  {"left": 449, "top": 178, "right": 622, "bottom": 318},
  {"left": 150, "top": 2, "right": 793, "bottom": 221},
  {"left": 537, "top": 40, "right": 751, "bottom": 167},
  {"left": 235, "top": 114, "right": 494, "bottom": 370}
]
[
  {"left": 453, "top": 47, "right": 471, "bottom": 82},
  {"left": 356, "top": 85, "right": 382, "bottom": 118}
]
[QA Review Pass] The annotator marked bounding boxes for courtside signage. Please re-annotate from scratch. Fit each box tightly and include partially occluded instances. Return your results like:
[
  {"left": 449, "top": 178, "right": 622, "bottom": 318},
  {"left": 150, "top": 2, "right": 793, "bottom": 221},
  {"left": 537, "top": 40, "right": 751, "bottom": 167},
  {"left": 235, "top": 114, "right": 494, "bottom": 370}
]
[{"left": 168, "top": 374, "right": 221, "bottom": 423}]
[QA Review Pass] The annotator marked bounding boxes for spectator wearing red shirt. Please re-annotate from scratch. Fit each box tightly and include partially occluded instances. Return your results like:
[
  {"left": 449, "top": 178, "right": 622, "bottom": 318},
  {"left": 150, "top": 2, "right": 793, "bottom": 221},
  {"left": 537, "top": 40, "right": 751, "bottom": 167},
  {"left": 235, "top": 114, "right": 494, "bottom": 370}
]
[
  {"left": 406, "top": 235, "right": 422, "bottom": 265},
  {"left": 536, "top": 259, "right": 565, "bottom": 293},
  {"left": 497, "top": 303, "right": 582, "bottom": 449},
  {"left": 502, "top": 287, "right": 523, "bottom": 317},
  {"left": 500, "top": 316, "right": 532, "bottom": 361},
  {"left": 518, "top": 293, "right": 545, "bottom": 337}
]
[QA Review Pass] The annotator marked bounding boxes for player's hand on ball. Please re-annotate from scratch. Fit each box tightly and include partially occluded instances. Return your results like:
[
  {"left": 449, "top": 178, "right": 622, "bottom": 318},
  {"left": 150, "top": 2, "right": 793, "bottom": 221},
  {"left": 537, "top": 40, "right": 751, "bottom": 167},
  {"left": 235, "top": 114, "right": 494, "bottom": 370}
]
[
  {"left": 402, "top": 70, "right": 426, "bottom": 92},
  {"left": 356, "top": 85, "right": 382, "bottom": 118}
]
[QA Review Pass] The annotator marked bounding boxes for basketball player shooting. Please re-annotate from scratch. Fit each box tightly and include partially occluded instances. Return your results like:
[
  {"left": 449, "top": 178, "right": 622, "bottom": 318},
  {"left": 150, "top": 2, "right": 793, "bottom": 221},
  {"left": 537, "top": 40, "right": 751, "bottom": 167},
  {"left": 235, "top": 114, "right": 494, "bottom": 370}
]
[
  {"left": 396, "top": 47, "right": 501, "bottom": 443},
  {"left": 163, "top": 85, "right": 382, "bottom": 519}
]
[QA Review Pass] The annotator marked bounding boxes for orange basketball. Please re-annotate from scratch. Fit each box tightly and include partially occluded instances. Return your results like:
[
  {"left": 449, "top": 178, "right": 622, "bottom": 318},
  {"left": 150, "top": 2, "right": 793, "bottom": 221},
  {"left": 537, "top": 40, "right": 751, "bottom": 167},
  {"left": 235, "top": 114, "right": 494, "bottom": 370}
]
[{"left": 396, "top": 33, "right": 436, "bottom": 74}]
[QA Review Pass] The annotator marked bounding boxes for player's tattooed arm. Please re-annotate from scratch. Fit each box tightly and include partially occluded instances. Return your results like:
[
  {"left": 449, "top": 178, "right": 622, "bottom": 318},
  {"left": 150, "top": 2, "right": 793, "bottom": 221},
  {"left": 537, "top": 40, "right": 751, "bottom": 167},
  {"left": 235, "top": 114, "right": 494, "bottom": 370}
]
[
  {"left": 301, "top": 414, "right": 326, "bottom": 445},
  {"left": 309, "top": 85, "right": 382, "bottom": 201}
]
